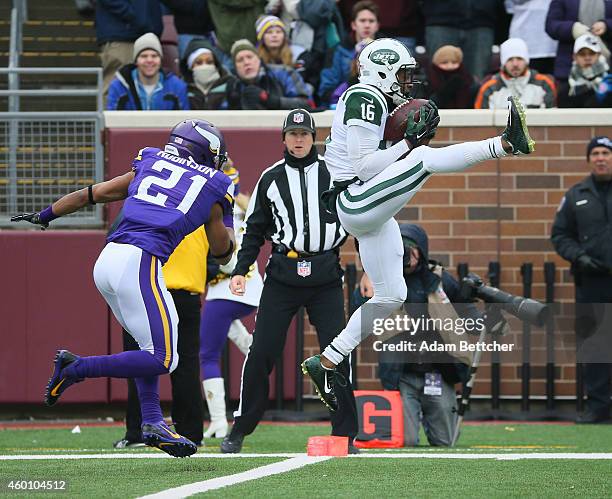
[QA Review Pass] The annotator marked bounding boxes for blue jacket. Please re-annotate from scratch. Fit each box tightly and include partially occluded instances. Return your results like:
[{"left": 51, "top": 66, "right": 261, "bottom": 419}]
[
  {"left": 545, "top": 0, "right": 612, "bottom": 79},
  {"left": 106, "top": 65, "right": 190, "bottom": 110},
  {"left": 95, "top": 0, "right": 163, "bottom": 44},
  {"left": 318, "top": 41, "right": 354, "bottom": 105}
]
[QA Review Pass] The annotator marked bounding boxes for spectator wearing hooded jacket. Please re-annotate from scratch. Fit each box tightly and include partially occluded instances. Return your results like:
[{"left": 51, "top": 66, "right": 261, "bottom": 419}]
[
  {"left": 545, "top": 0, "right": 612, "bottom": 81},
  {"left": 474, "top": 37, "right": 557, "bottom": 109},
  {"left": 96, "top": 0, "right": 164, "bottom": 98},
  {"left": 423, "top": 45, "right": 477, "bottom": 109},
  {"left": 181, "top": 39, "right": 235, "bottom": 110},
  {"left": 107, "top": 33, "right": 189, "bottom": 111},
  {"left": 318, "top": 0, "right": 380, "bottom": 107},
  {"left": 226, "top": 39, "right": 312, "bottom": 110}
]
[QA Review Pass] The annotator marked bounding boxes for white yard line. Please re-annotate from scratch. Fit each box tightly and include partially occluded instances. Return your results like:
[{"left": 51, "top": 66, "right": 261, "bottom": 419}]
[
  {"left": 138, "top": 455, "right": 332, "bottom": 498},
  {"left": 3, "top": 452, "right": 612, "bottom": 461},
  {"left": 0, "top": 452, "right": 302, "bottom": 460}
]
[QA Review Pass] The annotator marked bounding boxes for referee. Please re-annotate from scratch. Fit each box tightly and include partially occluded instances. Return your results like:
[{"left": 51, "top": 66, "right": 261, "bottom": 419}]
[{"left": 221, "top": 109, "right": 359, "bottom": 454}]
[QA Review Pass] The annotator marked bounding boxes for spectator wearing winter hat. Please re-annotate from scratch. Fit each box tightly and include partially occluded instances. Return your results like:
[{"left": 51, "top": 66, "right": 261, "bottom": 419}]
[
  {"left": 256, "top": 15, "right": 294, "bottom": 66},
  {"left": 226, "top": 39, "right": 312, "bottom": 110},
  {"left": 180, "top": 39, "right": 236, "bottom": 110},
  {"left": 106, "top": 33, "right": 189, "bottom": 111},
  {"left": 474, "top": 37, "right": 557, "bottom": 109},
  {"left": 255, "top": 15, "right": 315, "bottom": 100},
  {"left": 545, "top": 0, "right": 612, "bottom": 81},
  {"left": 560, "top": 34, "right": 612, "bottom": 107},
  {"left": 95, "top": 0, "right": 163, "bottom": 99},
  {"left": 423, "top": 45, "right": 477, "bottom": 109}
]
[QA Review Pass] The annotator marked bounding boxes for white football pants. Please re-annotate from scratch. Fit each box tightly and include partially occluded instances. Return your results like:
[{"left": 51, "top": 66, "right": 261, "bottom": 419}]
[
  {"left": 322, "top": 138, "right": 507, "bottom": 365},
  {"left": 93, "top": 242, "right": 180, "bottom": 372}
]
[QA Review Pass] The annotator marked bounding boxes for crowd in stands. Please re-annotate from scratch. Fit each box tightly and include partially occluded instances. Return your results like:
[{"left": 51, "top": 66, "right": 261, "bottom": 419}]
[{"left": 95, "top": 0, "right": 612, "bottom": 111}]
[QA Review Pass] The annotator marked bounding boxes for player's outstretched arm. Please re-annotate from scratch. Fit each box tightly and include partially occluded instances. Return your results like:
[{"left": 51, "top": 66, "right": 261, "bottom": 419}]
[
  {"left": 206, "top": 202, "right": 236, "bottom": 266},
  {"left": 11, "top": 171, "right": 134, "bottom": 229}
]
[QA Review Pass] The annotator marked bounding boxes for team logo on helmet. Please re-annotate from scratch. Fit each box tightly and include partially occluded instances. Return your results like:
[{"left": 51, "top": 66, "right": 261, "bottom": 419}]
[{"left": 370, "top": 49, "right": 400, "bottom": 66}]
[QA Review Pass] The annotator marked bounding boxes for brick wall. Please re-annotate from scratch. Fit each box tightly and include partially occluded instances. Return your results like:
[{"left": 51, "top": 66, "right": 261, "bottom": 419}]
[{"left": 306, "top": 121, "right": 612, "bottom": 399}]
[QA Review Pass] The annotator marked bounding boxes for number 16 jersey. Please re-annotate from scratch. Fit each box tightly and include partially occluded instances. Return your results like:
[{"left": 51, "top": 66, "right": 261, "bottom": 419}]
[
  {"left": 324, "top": 83, "right": 389, "bottom": 182},
  {"left": 108, "top": 147, "right": 234, "bottom": 263}
]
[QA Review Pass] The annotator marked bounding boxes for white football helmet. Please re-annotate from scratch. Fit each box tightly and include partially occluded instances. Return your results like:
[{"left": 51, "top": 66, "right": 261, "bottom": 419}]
[{"left": 358, "top": 38, "right": 418, "bottom": 106}]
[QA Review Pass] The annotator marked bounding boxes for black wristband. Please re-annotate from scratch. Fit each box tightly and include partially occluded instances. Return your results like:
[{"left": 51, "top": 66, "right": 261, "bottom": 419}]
[
  {"left": 211, "top": 239, "right": 234, "bottom": 260},
  {"left": 88, "top": 184, "right": 96, "bottom": 205}
]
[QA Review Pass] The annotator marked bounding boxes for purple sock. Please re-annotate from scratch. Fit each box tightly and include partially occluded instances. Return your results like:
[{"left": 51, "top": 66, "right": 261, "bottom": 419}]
[
  {"left": 135, "top": 376, "right": 164, "bottom": 425},
  {"left": 62, "top": 351, "right": 167, "bottom": 379},
  {"left": 199, "top": 300, "right": 256, "bottom": 379}
]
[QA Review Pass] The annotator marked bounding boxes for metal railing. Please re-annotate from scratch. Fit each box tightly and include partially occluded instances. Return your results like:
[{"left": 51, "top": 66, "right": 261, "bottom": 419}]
[{"left": 0, "top": 68, "right": 105, "bottom": 227}]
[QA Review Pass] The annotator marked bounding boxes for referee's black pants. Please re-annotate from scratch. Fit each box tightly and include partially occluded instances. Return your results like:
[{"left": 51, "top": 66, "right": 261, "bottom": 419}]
[
  {"left": 233, "top": 277, "right": 358, "bottom": 439},
  {"left": 122, "top": 290, "right": 204, "bottom": 444}
]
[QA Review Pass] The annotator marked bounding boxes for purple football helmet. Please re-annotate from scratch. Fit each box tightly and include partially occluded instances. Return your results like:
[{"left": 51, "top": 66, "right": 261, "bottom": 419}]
[{"left": 166, "top": 119, "right": 227, "bottom": 169}]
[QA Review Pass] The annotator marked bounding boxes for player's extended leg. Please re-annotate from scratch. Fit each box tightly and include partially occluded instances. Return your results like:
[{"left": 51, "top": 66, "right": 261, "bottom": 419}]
[
  {"left": 199, "top": 299, "right": 256, "bottom": 439},
  {"left": 45, "top": 243, "right": 194, "bottom": 457},
  {"left": 303, "top": 218, "right": 407, "bottom": 410}
]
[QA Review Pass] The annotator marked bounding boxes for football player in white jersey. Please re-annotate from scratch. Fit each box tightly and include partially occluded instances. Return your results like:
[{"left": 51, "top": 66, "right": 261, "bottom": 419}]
[{"left": 302, "top": 38, "right": 535, "bottom": 411}]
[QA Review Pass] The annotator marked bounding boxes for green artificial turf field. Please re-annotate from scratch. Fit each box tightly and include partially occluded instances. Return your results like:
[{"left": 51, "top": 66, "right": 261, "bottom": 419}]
[{"left": 0, "top": 423, "right": 611, "bottom": 498}]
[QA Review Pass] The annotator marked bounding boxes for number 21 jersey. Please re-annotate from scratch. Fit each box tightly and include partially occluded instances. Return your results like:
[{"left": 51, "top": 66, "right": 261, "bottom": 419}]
[{"left": 108, "top": 147, "right": 234, "bottom": 263}]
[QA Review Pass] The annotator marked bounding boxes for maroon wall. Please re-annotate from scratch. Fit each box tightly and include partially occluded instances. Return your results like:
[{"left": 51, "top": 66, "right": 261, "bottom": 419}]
[
  {"left": 0, "top": 128, "right": 296, "bottom": 404},
  {"left": 0, "top": 231, "right": 108, "bottom": 403}
]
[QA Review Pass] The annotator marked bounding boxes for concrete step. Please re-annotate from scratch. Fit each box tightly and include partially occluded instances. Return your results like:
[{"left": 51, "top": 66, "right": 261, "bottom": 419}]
[
  {"left": 18, "top": 36, "right": 98, "bottom": 52},
  {"left": 9, "top": 19, "right": 96, "bottom": 38},
  {"left": 26, "top": 0, "right": 92, "bottom": 22},
  {"left": 1, "top": 51, "right": 100, "bottom": 68}
]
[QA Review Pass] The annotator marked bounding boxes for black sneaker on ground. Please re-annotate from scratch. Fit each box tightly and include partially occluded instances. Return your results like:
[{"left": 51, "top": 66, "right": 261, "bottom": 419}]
[
  {"left": 501, "top": 96, "right": 535, "bottom": 155},
  {"left": 348, "top": 443, "right": 361, "bottom": 454},
  {"left": 220, "top": 430, "right": 244, "bottom": 454},
  {"left": 113, "top": 438, "right": 146, "bottom": 449},
  {"left": 576, "top": 409, "right": 611, "bottom": 424}
]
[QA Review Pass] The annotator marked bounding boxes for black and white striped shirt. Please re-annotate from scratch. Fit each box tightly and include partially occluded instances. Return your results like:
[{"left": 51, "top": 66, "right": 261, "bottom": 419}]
[{"left": 233, "top": 153, "right": 347, "bottom": 276}]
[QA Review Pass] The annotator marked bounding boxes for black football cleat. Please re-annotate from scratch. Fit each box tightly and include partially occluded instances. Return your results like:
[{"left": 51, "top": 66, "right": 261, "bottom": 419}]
[
  {"left": 220, "top": 430, "right": 244, "bottom": 454},
  {"left": 301, "top": 355, "right": 338, "bottom": 412},
  {"left": 142, "top": 422, "right": 197, "bottom": 457},
  {"left": 501, "top": 96, "right": 535, "bottom": 155},
  {"left": 44, "top": 350, "right": 83, "bottom": 406}
]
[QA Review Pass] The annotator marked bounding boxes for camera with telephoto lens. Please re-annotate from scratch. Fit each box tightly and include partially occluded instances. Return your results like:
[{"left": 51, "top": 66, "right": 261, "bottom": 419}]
[{"left": 459, "top": 273, "right": 549, "bottom": 326}]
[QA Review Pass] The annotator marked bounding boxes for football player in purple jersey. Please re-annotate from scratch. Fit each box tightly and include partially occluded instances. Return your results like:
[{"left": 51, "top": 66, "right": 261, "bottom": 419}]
[{"left": 12, "top": 119, "right": 235, "bottom": 458}]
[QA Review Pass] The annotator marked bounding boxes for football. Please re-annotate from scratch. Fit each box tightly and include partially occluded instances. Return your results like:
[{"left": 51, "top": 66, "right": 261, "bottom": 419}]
[{"left": 383, "top": 98, "right": 429, "bottom": 142}]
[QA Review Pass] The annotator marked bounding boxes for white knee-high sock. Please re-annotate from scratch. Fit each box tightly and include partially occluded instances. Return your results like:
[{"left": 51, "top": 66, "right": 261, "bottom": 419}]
[{"left": 422, "top": 137, "right": 507, "bottom": 174}]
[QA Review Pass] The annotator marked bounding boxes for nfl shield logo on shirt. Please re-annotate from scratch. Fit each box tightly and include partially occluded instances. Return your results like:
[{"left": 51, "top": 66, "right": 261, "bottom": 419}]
[
  {"left": 293, "top": 112, "right": 304, "bottom": 124},
  {"left": 297, "top": 260, "right": 311, "bottom": 278}
]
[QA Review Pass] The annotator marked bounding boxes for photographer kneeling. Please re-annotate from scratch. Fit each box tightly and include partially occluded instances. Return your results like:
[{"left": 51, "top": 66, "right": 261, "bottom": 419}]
[{"left": 358, "top": 224, "right": 503, "bottom": 447}]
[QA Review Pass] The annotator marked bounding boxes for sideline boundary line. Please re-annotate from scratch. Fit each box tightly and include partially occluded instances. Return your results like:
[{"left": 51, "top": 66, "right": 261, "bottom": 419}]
[
  {"left": 2, "top": 452, "right": 612, "bottom": 461},
  {"left": 138, "top": 455, "right": 332, "bottom": 498}
]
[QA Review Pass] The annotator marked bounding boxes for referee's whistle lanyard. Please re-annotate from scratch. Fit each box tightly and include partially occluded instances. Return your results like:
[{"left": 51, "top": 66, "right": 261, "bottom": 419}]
[{"left": 298, "top": 167, "right": 310, "bottom": 244}]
